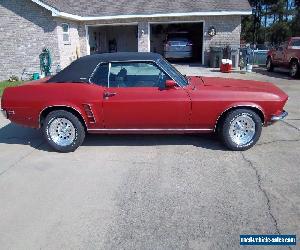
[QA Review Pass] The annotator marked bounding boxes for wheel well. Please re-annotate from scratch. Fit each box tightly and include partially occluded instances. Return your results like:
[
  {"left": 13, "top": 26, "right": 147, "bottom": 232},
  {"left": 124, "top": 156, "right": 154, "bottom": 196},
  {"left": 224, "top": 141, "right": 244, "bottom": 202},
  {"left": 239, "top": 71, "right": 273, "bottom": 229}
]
[
  {"left": 40, "top": 106, "right": 87, "bottom": 130},
  {"left": 215, "top": 106, "right": 265, "bottom": 132},
  {"left": 290, "top": 57, "right": 299, "bottom": 65}
]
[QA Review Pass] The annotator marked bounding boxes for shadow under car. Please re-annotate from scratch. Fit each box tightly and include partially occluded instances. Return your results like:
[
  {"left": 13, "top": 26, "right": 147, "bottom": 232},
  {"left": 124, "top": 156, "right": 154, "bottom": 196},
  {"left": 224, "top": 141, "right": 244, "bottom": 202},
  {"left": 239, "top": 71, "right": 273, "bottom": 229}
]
[{"left": 0, "top": 123, "right": 225, "bottom": 152}]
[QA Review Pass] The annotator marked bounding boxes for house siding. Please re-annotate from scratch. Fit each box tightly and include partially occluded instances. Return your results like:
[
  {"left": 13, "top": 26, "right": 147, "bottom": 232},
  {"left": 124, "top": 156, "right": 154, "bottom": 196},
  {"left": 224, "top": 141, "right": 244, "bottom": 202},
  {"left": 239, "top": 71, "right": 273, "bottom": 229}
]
[
  {"left": 203, "top": 15, "right": 241, "bottom": 65},
  {"left": 56, "top": 19, "right": 81, "bottom": 69},
  {"left": 0, "top": 0, "right": 61, "bottom": 81}
]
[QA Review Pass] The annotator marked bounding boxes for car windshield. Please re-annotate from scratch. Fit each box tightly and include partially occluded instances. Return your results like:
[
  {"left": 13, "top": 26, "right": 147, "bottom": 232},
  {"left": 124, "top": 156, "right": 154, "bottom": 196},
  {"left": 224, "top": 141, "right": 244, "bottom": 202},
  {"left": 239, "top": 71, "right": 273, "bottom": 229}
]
[
  {"left": 167, "top": 33, "right": 189, "bottom": 40},
  {"left": 158, "top": 58, "right": 188, "bottom": 86}
]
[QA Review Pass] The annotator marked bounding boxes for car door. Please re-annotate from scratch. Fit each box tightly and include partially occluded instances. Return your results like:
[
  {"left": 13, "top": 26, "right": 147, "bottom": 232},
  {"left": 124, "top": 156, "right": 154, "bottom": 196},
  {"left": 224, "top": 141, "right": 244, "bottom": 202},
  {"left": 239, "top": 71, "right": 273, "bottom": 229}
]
[
  {"left": 102, "top": 61, "right": 191, "bottom": 129},
  {"left": 88, "top": 62, "right": 109, "bottom": 128},
  {"left": 272, "top": 46, "right": 282, "bottom": 65},
  {"left": 274, "top": 42, "right": 288, "bottom": 66}
]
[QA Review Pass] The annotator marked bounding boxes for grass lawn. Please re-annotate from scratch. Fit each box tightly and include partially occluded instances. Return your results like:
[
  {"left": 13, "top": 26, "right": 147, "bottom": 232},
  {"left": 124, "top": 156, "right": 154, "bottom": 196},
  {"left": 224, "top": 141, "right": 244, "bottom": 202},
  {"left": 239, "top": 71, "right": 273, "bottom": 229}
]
[{"left": 0, "top": 81, "right": 23, "bottom": 97}]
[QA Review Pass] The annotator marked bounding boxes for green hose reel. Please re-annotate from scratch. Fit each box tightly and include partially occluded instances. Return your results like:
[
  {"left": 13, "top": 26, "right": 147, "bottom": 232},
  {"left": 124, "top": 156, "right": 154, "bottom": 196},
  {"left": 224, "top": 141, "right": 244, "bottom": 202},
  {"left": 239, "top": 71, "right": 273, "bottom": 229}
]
[{"left": 39, "top": 48, "right": 52, "bottom": 76}]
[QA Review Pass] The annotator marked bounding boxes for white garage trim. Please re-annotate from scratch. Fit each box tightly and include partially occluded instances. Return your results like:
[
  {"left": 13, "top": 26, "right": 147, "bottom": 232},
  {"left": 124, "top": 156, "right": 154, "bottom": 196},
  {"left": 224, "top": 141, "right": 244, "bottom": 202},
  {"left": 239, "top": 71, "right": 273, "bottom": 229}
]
[
  {"left": 55, "top": 11, "right": 252, "bottom": 21},
  {"left": 149, "top": 21, "right": 205, "bottom": 65},
  {"left": 31, "top": 0, "right": 59, "bottom": 14}
]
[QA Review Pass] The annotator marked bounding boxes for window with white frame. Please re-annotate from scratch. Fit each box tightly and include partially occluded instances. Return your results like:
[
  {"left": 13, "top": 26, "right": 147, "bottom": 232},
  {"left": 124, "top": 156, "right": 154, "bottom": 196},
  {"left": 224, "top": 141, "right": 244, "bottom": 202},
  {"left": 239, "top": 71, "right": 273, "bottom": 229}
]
[{"left": 62, "top": 23, "right": 70, "bottom": 43}]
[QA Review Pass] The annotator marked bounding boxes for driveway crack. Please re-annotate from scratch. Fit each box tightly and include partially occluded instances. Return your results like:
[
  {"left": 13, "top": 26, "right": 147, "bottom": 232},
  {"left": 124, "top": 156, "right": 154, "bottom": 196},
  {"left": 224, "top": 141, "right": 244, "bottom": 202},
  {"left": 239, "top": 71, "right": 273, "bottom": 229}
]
[
  {"left": 282, "top": 120, "right": 300, "bottom": 132},
  {"left": 241, "top": 152, "right": 281, "bottom": 235},
  {"left": 241, "top": 152, "right": 294, "bottom": 250},
  {"left": 0, "top": 140, "right": 44, "bottom": 177}
]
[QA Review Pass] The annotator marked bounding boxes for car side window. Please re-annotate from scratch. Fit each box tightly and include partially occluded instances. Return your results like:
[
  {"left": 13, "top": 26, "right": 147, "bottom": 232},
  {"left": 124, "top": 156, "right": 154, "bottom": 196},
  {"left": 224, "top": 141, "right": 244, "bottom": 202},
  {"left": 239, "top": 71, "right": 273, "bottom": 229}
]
[
  {"left": 90, "top": 63, "right": 109, "bottom": 86},
  {"left": 109, "top": 62, "right": 171, "bottom": 88},
  {"left": 291, "top": 39, "right": 300, "bottom": 47},
  {"left": 277, "top": 45, "right": 284, "bottom": 51}
]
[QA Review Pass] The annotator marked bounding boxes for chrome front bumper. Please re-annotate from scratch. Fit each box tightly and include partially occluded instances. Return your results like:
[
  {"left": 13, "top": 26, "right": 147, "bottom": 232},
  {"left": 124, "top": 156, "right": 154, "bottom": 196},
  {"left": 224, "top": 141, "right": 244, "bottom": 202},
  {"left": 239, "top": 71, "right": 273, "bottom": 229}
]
[
  {"left": 0, "top": 109, "right": 7, "bottom": 119},
  {"left": 271, "top": 110, "right": 288, "bottom": 122}
]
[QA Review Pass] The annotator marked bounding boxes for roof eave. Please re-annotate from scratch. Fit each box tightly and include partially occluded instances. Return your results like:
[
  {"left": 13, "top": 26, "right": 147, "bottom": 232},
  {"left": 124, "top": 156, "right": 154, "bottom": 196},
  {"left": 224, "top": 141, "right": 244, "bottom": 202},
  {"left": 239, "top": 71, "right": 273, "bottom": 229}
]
[
  {"left": 32, "top": 0, "right": 252, "bottom": 21},
  {"left": 55, "top": 11, "right": 253, "bottom": 21},
  {"left": 31, "top": 0, "right": 60, "bottom": 15}
]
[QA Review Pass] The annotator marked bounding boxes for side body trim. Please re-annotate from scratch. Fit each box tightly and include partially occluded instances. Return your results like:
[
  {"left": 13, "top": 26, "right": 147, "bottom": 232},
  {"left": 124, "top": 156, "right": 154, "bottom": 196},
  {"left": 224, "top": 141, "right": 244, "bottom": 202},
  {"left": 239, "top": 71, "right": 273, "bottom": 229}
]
[{"left": 88, "top": 128, "right": 213, "bottom": 132}]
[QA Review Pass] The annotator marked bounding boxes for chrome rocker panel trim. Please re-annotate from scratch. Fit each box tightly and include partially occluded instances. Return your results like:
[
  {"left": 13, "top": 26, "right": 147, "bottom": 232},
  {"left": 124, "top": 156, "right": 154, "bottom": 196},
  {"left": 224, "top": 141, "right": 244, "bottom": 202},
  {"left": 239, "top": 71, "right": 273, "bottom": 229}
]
[{"left": 88, "top": 128, "right": 213, "bottom": 133}]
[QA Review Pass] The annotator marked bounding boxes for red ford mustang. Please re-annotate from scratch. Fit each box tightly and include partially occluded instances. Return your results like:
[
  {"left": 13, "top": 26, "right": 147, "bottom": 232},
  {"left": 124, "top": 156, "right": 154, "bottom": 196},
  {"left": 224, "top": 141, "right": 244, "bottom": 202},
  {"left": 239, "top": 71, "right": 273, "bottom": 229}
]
[{"left": 1, "top": 52, "right": 288, "bottom": 152}]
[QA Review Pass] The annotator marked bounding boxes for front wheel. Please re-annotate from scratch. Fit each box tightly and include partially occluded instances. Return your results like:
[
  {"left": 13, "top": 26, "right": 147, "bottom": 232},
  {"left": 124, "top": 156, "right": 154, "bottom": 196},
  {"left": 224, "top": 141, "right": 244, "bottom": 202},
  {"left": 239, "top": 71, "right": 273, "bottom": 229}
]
[
  {"left": 289, "top": 61, "right": 299, "bottom": 78},
  {"left": 220, "top": 109, "right": 262, "bottom": 151},
  {"left": 43, "top": 110, "right": 85, "bottom": 152}
]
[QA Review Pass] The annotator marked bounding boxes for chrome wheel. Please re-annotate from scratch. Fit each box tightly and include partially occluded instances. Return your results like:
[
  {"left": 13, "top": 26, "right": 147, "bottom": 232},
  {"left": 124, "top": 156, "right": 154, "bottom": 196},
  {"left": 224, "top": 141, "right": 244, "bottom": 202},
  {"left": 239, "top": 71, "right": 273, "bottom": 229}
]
[
  {"left": 48, "top": 117, "right": 76, "bottom": 146},
  {"left": 229, "top": 115, "right": 256, "bottom": 146}
]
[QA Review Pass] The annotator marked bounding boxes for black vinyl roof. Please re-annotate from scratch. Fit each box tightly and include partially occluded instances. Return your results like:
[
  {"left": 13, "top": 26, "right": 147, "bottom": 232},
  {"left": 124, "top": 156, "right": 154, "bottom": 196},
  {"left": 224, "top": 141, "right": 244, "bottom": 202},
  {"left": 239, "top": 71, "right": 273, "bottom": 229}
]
[{"left": 47, "top": 52, "right": 162, "bottom": 83}]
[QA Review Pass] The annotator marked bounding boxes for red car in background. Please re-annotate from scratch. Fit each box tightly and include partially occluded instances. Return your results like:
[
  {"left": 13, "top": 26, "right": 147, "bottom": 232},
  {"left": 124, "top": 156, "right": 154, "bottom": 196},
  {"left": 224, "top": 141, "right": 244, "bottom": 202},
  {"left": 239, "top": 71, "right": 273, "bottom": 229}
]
[
  {"left": 1, "top": 53, "right": 288, "bottom": 152},
  {"left": 267, "top": 37, "right": 300, "bottom": 78}
]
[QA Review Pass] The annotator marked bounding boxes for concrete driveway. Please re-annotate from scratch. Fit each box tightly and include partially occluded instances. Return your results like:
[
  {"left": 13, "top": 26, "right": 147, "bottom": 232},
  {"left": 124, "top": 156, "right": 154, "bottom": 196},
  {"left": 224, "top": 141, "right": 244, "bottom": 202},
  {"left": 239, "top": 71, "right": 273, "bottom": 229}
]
[{"left": 0, "top": 67, "right": 299, "bottom": 250}]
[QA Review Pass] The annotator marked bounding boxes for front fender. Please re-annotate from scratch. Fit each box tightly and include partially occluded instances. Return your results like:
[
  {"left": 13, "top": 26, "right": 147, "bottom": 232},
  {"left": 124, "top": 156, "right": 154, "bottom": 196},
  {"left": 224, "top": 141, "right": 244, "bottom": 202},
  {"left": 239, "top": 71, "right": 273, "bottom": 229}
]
[{"left": 214, "top": 103, "right": 266, "bottom": 131}]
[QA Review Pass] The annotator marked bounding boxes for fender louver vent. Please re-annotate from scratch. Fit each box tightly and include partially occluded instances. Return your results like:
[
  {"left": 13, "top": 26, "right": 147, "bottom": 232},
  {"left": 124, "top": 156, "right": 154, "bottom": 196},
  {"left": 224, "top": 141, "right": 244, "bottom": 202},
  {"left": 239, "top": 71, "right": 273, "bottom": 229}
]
[{"left": 82, "top": 104, "right": 96, "bottom": 124}]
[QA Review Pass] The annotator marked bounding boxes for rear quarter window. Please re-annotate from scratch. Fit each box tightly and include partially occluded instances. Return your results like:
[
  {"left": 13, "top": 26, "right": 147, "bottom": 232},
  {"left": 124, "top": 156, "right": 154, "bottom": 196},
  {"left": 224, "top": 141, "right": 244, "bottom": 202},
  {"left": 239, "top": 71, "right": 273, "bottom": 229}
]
[
  {"left": 291, "top": 39, "right": 300, "bottom": 48},
  {"left": 90, "top": 63, "right": 109, "bottom": 86}
]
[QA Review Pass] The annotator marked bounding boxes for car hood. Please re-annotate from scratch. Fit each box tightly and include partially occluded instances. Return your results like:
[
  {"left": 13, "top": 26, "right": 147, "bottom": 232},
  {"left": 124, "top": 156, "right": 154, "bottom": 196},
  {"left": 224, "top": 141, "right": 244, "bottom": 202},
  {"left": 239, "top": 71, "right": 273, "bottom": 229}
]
[{"left": 189, "top": 76, "right": 288, "bottom": 99}]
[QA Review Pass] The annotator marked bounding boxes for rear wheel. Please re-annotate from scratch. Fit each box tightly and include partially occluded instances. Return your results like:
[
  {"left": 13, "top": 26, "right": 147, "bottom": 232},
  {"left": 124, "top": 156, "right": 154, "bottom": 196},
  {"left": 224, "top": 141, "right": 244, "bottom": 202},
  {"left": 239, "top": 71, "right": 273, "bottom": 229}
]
[
  {"left": 43, "top": 110, "right": 85, "bottom": 152},
  {"left": 266, "top": 57, "right": 274, "bottom": 72},
  {"left": 220, "top": 109, "right": 262, "bottom": 151},
  {"left": 289, "top": 61, "right": 299, "bottom": 78}
]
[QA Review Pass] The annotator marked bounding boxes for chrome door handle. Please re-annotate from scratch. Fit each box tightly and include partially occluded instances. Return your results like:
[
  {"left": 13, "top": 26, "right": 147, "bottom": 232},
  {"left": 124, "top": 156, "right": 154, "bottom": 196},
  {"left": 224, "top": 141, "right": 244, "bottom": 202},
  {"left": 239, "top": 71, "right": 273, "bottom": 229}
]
[{"left": 104, "top": 92, "right": 117, "bottom": 98}]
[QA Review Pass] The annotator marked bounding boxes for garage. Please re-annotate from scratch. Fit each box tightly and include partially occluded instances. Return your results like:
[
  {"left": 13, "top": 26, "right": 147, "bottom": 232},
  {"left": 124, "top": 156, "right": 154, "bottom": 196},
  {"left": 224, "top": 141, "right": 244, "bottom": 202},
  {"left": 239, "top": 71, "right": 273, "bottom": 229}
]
[
  {"left": 150, "top": 22, "right": 204, "bottom": 63},
  {"left": 88, "top": 25, "right": 138, "bottom": 54}
]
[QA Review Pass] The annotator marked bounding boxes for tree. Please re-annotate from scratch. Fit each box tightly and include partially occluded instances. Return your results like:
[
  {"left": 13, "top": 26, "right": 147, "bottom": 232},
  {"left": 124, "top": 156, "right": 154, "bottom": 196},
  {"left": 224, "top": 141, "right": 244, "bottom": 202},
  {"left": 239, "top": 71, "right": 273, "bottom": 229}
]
[
  {"left": 268, "top": 21, "right": 292, "bottom": 44},
  {"left": 241, "top": 0, "right": 297, "bottom": 45},
  {"left": 291, "top": 0, "right": 300, "bottom": 35}
]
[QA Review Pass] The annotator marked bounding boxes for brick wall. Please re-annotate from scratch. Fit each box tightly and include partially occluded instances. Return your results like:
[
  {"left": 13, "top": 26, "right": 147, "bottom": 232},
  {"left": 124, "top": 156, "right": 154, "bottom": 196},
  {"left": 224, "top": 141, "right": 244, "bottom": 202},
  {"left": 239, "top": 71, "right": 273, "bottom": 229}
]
[
  {"left": 0, "top": 0, "right": 61, "bottom": 81},
  {"left": 203, "top": 15, "right": 241, "bottom": 65}
]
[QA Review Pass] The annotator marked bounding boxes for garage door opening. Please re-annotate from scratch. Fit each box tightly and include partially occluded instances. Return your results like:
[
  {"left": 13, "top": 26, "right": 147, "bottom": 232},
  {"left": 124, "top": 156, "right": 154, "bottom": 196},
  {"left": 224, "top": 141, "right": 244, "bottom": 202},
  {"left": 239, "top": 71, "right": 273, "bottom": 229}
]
[
  {"left": 88, "top": 25, "right": 138, "bottom": 54},
  {"left": 150, "top": 22, "right": 203, "bottom": 63}
]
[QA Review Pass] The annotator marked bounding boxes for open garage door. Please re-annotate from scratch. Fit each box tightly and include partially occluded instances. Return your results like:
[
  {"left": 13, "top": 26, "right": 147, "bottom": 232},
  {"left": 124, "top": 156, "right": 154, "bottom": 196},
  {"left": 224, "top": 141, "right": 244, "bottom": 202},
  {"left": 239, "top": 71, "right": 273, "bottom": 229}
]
[
  {"left": 88, "top": 25, "right": 138, "bottom": 54},
  {"left": 150, "top": 22, "right": 203, "bottom": 63}
]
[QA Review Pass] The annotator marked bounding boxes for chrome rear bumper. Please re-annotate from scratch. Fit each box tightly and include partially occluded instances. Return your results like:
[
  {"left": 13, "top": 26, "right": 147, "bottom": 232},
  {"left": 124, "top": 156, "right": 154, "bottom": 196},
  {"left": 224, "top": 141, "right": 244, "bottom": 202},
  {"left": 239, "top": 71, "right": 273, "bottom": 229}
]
[
  {"left": 0, "top": 109, "right": 7, "bottom": 119},
  {"left": 164, "top": 51, "right": 193, "bottom": 59},
  {"left": 271, "top": 110, "right": 288, "bottom": 122}
]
